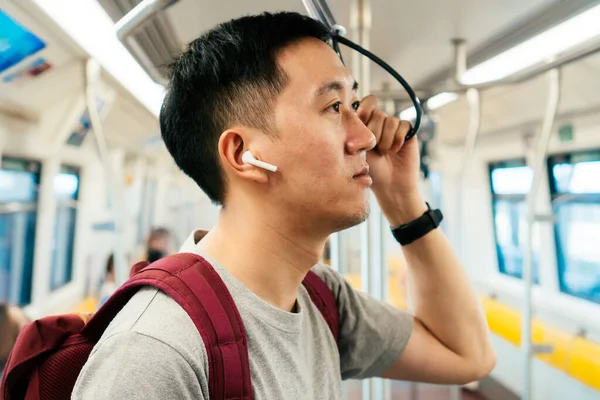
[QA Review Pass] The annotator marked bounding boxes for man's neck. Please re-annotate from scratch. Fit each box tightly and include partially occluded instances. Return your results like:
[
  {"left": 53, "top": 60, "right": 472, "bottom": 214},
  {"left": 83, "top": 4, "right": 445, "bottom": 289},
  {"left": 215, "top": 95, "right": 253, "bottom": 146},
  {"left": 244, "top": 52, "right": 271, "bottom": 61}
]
[{"left": 196, "top": 205, "right": 326, "bottom": 312}]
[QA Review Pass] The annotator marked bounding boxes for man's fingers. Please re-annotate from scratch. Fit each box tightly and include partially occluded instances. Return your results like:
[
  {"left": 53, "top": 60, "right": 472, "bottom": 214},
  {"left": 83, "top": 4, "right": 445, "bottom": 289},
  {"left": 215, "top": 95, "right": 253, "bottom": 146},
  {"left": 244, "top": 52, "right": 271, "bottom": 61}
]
[
  {"left": 357, "top": 95, "right": 378, "bottom": 124},
  {"left": 377, "top": 117, "right": 400, "bottom": 153},
  {"left": 391, "top": 120, "right": 412, "bottom": 153},
  {"left": 367, "top": 109, "right": 386, "bottom": 144},
  {"left": 358, "top": 95, "right": 413, "bottom": 153}
]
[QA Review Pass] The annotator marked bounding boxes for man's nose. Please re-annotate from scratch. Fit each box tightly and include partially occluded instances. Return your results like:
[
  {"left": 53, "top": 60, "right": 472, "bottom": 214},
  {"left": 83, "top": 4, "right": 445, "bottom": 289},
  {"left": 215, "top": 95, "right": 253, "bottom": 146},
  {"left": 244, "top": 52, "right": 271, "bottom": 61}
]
[{"left": 345, "top": 114, "right": 376, "bottom": 155}]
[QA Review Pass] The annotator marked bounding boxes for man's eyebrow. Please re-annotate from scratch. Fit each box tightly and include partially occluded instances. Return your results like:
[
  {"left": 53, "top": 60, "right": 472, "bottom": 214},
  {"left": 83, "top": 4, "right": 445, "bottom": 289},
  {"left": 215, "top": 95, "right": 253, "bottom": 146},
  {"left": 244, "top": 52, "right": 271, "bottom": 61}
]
[{"left": 315, "top": 80, "right": 359, "bottom": 97}]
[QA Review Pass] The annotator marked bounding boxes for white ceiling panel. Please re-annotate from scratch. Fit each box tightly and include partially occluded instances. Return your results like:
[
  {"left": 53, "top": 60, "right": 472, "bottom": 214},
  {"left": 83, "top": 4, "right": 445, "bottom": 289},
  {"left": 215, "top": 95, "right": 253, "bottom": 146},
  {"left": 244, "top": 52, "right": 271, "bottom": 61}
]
[
  {"left": 164, "top": 0, "right": 559, "bottom": 92},
  {"left": 98, "top": 0, "right": 600, "bottom": 142}
]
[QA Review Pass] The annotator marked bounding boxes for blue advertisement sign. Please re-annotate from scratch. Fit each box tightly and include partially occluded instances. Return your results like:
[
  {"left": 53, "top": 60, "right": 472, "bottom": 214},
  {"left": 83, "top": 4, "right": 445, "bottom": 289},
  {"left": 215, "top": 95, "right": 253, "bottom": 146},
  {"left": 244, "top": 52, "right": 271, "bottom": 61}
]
[{"left": 0, "top": 9, "right": 46, "bottom": 74}]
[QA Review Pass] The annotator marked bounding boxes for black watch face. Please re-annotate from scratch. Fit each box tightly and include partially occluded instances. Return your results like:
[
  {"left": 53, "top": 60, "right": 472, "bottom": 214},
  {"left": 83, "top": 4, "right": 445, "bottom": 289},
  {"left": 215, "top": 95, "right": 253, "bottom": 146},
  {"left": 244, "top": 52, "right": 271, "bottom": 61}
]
[{"left": 432, "top": 209, "right": 443, "bottom": 225}]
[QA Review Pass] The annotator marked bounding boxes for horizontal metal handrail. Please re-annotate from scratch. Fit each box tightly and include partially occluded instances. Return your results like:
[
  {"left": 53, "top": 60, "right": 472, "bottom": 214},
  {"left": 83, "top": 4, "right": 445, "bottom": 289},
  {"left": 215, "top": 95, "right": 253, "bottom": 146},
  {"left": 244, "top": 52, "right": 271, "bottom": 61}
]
[{"left": 114, "top": 0, "right": 179, "bottom": 85}]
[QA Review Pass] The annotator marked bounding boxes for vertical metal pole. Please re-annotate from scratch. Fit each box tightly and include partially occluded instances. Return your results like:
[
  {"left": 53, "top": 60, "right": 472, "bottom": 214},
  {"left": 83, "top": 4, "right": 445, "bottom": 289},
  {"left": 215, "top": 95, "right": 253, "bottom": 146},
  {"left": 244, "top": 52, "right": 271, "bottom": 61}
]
[
  {"left": 380, "top": 214, "right": 392, "bottom": 400},
  {"left": 410, "top": 381, "right": 419, "bottom": 400},
  {"left": 9, "top": 213, "right": 26, "bottom": 304},
  {"left": 456, "top": 88, "right": 481, "bottom": 263},
  {"left": 368, "top": 193, "right": 386, "bottom": 400},
  {"left": 85, "top": 59, "right": 129, "bottom": 285},
  {"left": 522, "top": 68, "right": 561, "bottom": 400},
  {"left": 407, "top": 269, "right": 418, "bottom": 398},
  {"left": 449, "top": 385, "right": 461, "bottom": 400},
  {"left": 378, "top": 98, "right": 392, "bottom": 400},
  {"left": 452, "top": 69, "right": 482, "bottom": 400},
  {"left": 452, "top": 38, "right": 467, "bottom": 85},
  {"left": 453, "top": 39, "right": 482, "bottom": 265},
  {"left": 350, "top": 0, "right": 378, "bottom": 398},
  {"left": 329, "top": 233, "right": 341, "bottom": 272},
  {"left": 360, "top": 219, "right": 370, "bottom": 400},
  {"left": 301, "top": 0, "right": 338, "bottom": 28},
  {"left": 359, "top": 0, "right": 371, "bottom": 97}
]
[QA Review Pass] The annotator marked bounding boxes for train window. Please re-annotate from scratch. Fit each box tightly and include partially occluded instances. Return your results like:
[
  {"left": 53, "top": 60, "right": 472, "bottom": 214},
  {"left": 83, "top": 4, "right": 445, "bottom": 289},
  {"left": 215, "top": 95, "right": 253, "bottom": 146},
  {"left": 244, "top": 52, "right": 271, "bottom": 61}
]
[
  {"left": 50, "top": 165, "right": 80, "bottom": 291},
  {"left": 0, "top": 157, "right": 41, "bottom": 306},
  {"left": 489, "top": 160, "right": 540, "bottom": 282},
  {"left": 548, "top": 151, "right": 600, "bottom": 304}
]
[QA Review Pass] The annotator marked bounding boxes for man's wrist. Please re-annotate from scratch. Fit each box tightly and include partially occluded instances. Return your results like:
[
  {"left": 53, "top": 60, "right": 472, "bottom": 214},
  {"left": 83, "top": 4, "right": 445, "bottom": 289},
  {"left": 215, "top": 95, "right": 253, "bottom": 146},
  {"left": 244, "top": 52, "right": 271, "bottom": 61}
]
[{"left": 375, "top": 190, "right": 428, "bottom": 228}]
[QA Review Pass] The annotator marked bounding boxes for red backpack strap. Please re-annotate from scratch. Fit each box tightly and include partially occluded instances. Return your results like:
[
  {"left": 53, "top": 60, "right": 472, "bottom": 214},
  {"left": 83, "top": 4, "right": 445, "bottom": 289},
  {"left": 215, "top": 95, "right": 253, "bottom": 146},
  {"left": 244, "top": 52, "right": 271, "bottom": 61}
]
[
  {"left": 129, "top": 260, "right": 150, "bottom": 277},
  {"left": 83, "top": 253, "right": 253, "bottom": 400},
  {"left": 302, "top": 270, "right": 339, "bottom": 342}
]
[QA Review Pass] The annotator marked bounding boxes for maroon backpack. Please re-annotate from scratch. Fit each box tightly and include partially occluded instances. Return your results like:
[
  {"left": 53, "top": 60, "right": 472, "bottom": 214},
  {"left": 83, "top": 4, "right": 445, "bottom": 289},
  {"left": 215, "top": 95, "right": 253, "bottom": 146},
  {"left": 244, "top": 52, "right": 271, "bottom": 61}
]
[{"left": 0, "top": 253, "right": 339, "bottom": 400}]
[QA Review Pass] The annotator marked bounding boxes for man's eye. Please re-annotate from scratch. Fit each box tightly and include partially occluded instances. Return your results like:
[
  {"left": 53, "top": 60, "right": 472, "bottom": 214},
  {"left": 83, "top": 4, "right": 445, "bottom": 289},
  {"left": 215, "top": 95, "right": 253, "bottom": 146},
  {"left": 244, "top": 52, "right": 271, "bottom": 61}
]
[
  {"left": 327, "top": 101, "right": 359, "bottom": 114},
  {"left": 328, "top": 102, "right": 341, "bottom": 113}
]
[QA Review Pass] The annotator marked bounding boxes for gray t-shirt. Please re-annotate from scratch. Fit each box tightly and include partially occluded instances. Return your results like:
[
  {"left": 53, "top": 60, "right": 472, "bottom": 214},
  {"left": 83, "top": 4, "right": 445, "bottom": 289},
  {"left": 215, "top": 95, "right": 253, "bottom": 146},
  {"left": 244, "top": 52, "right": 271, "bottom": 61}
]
[{"left": 72, "top": 231, "right": 413, "bottom": 399}]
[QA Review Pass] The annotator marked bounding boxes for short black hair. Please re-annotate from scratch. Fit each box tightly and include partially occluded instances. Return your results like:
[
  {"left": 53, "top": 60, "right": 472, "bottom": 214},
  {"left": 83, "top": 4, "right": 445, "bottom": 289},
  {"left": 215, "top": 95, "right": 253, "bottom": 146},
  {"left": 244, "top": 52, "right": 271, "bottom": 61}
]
[{"left": 160, "top": 12, "right": 331, "bottom": 205}]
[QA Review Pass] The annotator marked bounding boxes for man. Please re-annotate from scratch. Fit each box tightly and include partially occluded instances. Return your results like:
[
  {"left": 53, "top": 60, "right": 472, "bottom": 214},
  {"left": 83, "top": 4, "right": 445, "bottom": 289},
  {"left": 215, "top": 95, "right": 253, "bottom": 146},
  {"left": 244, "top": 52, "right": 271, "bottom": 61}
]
[{"left": 73, "top": 11, "right": 495, "bottom": 399}]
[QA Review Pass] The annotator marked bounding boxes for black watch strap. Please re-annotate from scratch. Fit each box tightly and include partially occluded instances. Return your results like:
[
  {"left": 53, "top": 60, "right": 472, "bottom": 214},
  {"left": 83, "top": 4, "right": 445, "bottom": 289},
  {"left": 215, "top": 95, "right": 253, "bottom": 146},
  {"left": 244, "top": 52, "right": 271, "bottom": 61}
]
[{"left": 391, "top": 203, "right": 443, "bottom": 246}]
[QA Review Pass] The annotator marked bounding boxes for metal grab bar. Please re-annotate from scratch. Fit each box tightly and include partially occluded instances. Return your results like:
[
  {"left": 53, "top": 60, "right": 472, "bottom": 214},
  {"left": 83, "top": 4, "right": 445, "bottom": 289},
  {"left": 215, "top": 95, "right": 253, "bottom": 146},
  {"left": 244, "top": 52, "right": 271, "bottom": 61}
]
[
  {"left": 449, "top": 38, "right": 599, "bottom": 93},
  {"left": 114, "top": 0, "right": 180, "bottom": 85},
  {"left": 456, "top": 88, "right": 481, "bottom": 261},
  {"left": 521, "top": 68, "right": 561, "bottom": 400},
  {"left": 85, "top": 59, "right": 129, "bottom": 285},
  {"left": 301, "top": 0, "right": 338, "bottom": 29}
]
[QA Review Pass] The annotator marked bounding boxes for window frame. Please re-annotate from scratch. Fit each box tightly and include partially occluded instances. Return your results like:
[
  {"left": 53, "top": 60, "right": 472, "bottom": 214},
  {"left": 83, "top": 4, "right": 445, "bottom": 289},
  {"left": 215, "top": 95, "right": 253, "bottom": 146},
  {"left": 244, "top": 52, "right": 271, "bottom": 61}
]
[
  {"left": 0, "top": 156, "right": 42, "bottom": 306},
  {"left": 49, "top": 164, "right": 81, "bottom": 291},
  {"left": 547, "top": 149, "right": 600, "bottom": 304},
  {"left": 488, "top": 158, "right": 541, "bottom": 283}
]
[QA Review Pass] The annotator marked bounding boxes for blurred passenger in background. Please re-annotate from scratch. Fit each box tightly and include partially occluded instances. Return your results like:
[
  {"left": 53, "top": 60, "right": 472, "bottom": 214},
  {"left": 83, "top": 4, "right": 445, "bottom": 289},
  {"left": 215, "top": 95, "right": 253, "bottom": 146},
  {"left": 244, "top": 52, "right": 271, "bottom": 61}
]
[
  {"left": 98, "top": 254, "right": 116, "bottom": 307},
  {"left": 0, "top": 304, "right": 28, "bottom": 378},
  {"left": 146, "top": 227, "right": 172, "bottom": 263}
]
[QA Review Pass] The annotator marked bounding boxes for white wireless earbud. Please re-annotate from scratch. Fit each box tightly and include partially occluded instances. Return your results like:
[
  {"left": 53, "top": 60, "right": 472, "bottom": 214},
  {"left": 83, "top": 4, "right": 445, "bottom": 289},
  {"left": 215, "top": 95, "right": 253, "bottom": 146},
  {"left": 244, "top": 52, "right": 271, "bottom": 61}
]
[{"left": 241, "top": 150, "right": 278, "bottom": 172}]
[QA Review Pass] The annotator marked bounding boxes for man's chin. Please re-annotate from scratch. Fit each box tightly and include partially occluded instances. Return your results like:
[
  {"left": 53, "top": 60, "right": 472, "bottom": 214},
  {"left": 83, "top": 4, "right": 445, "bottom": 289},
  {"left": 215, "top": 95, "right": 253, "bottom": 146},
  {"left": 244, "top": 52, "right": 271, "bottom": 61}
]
[{"left": 330, "top": 204, "right": 370, "bottom": 233}]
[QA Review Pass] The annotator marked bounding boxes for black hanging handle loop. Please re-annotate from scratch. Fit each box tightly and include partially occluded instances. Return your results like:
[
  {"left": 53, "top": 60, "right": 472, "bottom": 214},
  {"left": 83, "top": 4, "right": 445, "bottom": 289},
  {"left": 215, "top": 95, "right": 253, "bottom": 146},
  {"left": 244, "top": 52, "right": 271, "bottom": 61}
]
[{"left": 330, "top": 27, "right": 424, "bottom": 140}]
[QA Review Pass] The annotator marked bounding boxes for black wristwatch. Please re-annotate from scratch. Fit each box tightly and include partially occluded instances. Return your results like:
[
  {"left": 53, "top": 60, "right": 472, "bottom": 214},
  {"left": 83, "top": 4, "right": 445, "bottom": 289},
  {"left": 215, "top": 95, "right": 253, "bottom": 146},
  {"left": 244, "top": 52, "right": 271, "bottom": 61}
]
[{"left": 391, "top": 203, "right": 443, "bottom": 246}]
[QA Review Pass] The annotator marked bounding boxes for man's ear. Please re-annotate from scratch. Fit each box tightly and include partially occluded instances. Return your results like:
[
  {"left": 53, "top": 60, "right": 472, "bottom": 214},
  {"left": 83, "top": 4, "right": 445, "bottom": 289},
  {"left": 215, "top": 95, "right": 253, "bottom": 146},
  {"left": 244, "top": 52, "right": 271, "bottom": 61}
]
[{"left": 218, "top": 128, "right": 270, "bottom": 184}]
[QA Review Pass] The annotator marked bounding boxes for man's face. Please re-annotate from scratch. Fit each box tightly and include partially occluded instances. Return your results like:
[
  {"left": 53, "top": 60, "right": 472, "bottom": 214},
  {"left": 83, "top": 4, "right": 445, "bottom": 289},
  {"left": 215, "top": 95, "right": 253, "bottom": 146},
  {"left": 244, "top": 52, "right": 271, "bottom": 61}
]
[{"left": 264, "top": 37, "right": 376, "bottom": 234}]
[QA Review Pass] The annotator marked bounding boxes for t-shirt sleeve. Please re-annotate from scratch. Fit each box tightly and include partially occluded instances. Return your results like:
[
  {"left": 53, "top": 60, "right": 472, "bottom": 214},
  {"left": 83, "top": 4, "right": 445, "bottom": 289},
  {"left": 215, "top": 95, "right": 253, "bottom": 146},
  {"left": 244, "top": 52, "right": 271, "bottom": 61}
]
[
  {"left": 72, "top": 331, "right": 204, "bottom": 400},
  {"left": 312, "top": 264, "right": 414, "bottom": 380}
]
